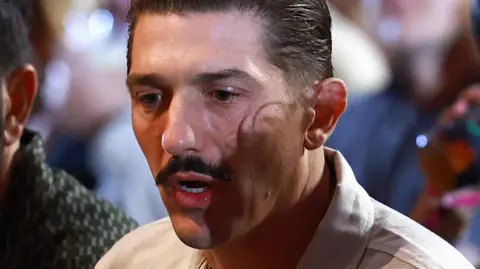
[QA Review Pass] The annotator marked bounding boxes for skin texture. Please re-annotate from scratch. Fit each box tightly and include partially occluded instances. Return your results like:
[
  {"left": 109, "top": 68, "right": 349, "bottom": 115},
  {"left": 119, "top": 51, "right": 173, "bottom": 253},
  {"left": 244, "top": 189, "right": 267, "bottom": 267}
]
[
  {"left": 128, "top": 11, "right": 347, "bottom": 269},
  {"left": 0, "top": 65, "right": 38, "bottom": 201}
]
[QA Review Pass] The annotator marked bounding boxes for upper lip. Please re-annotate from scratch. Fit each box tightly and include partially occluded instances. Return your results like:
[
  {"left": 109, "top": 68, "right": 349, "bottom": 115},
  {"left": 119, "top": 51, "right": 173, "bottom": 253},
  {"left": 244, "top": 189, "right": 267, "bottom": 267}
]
[{"left": 167, "top": 172, "right": 214, "bottom": 187}]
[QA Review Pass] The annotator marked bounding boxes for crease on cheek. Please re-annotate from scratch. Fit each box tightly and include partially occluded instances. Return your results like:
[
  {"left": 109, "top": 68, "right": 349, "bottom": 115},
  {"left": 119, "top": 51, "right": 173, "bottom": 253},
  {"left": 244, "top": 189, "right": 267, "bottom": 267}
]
[
  {"left": 208, "top": 112, "right": 243, "bottom": 158},
  {"left": 223, "top": 115, "right": 254, "bottom": 159}
]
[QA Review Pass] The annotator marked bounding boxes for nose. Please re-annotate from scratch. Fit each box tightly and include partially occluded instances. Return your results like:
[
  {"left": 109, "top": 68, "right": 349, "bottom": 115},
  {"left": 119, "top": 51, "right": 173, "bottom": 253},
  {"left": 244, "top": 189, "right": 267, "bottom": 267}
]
[{"left": 162, "top": 94, "right": 200, "bottom": 156}]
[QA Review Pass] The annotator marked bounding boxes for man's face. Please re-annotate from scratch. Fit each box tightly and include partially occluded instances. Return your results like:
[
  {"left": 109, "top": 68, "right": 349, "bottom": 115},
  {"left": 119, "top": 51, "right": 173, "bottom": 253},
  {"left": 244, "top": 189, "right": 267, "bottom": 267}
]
[
  {"left": 366, "top": 0, "right": 461, "bottom": 54},
  {"left": 129, "top": 12, "right": 311, "bottom": 249}
]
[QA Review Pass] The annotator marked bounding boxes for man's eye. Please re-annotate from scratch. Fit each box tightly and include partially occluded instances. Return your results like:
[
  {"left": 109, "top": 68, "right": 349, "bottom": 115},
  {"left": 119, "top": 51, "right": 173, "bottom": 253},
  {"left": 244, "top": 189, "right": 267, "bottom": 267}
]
[
  {"left": 138, "top": 93, "right": 162, "bottom": 107},
  {"left": 211, "top": 88, "right": 239, "bottom": 103}
]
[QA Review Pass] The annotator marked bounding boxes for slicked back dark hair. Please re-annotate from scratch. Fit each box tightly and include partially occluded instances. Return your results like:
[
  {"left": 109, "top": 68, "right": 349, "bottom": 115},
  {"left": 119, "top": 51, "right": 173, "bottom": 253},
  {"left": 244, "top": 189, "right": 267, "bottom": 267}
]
[
  {"left": 0, "top": 2, "right": 34, "bottom": 80},
  {"left": 126, "top": 0, "right": 333, "bottom": 86}
]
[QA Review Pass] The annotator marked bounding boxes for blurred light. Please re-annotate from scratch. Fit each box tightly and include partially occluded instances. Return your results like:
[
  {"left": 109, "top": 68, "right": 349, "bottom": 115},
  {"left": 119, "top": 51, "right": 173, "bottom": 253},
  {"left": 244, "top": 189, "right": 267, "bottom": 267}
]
[
  {"left": 63, "top": 9, "right": 115, "bottom": 52},
  {"left": 88, "top": 9, "right": 114, "bottom": 38},
  {"left": 378, "top": 17, "right": 401, "bottom": 45},
  {"left": 43, "top": 60, "right": 71, "bottom": 111},
  {"left": 416, "top": 134, "right": 428, "bottom": 148},
  {"left": 64, "top": 11, "right": 91, "bottom": 51}
]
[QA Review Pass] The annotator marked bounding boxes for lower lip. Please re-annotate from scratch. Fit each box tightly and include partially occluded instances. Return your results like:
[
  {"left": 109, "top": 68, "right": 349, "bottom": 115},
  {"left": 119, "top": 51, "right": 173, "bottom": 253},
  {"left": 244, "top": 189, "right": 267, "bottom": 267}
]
[{"left": 172, "top": 185, "right": 213, "bottom": 209}]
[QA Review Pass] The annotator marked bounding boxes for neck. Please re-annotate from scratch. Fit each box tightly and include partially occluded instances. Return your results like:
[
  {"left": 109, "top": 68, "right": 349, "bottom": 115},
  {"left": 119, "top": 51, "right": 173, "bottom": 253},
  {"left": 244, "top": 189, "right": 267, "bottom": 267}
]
[
  {"left": 204, "top": 149, "right": 334, "bottom": 269},
  {"left": 0, "top": 142, "right": 19, "bottom": 203}
]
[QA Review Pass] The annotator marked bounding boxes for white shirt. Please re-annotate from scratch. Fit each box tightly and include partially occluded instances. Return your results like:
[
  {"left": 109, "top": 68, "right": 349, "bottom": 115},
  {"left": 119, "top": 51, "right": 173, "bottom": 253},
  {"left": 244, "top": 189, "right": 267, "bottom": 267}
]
[{"left": 95, "top": 149, "right": 474, "bottom": 269}]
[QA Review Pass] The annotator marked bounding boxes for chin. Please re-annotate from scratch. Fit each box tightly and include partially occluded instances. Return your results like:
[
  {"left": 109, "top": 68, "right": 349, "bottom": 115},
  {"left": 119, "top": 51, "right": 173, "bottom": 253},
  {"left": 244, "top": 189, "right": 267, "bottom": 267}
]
[
  {"left": 170, "top": 213, "right": 214, "bottom": 249},
  {"left": 170, "top": 213, "right": 233, "bottom": 249},
  {"left": 176, "top": 232, "right": 215, "bottom": 249},
  {"left": 172, "top": 223, "right": 218, "bottom": 249}
]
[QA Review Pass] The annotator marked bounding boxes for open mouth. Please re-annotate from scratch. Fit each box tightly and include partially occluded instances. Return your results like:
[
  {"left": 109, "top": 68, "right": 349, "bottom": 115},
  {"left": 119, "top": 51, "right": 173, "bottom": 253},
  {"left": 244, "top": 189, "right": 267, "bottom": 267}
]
[{"left": 178, "top": 180, "right": 211, "bottom": 193}]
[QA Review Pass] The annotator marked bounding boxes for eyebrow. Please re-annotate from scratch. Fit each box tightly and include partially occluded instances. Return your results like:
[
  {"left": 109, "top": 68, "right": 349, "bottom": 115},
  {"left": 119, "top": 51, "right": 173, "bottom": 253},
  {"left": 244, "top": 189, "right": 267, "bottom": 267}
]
[
  {"left": 189, "top": 68, "right": 257, "bottom": 85},
  {"left": 126, "top": 73, "right": 168, "bottom": 90},
  {"left": 126, "top": 68, "right": 258, "bottom": 90}
]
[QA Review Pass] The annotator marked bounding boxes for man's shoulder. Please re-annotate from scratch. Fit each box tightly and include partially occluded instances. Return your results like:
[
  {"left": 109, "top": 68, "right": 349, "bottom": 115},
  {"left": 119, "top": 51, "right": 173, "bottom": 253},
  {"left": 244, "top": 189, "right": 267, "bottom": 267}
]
[
  {"left": 96, "top": 217, "right": 196, "bottom": 269},
  {"left": 47, "top": 168, "right": 137, "bottom": 227},
  {"left": 364, "top": 200, "right": 474, "bottom": 269},
  {"left": 38, "top": 169, "right": 138, "bottom": 265},
  {"left": 10, "top": 141, "right": 138, "bottom": 234},
  {"left": 2, "top": 156, "right": 138, "bottom": 267}
]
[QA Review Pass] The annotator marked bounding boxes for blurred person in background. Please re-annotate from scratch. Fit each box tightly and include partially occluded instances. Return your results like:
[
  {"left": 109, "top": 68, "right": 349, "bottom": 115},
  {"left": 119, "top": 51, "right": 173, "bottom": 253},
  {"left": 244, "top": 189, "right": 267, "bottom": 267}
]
[
  {"left": 17, "top": 0, "right": 166, "bottom": 223},
  {"left": 327, "top": 0, "right": 480, "bottom": 215},
  {"left": 0, "top": 0, "right": 100, "bottom": 189},
  {"left": 0, "top": 3, "right": 138, "bottom": 268},
  {"left": 436, "top": 1, "right": 480, "bottom": 264},
  {"left": 435, "top": 85, "right": 480, "bottom": 266},
  {"left": 328, "top": 0, "right": 391, "bottom": 102},
  {"left": 1, "top": 0, "right": 61, "bottom": 89},
  {"left": 2, "top": 0, "right": 67, "bottom": 139}
]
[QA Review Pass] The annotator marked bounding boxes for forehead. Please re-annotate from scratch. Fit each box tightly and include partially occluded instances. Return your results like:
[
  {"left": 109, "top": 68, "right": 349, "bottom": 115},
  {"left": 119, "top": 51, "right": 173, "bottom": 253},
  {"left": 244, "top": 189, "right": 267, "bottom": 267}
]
[{"left": 130, "top": 12, "right": 282, "bottom": 83}]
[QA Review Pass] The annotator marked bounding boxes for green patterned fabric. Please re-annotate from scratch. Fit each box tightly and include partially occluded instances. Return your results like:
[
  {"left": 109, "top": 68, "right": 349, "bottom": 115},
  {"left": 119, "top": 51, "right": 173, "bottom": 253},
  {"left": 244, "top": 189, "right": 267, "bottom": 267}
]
[{"left": 0, "top": 129, "right": 138, "bottom": 268}]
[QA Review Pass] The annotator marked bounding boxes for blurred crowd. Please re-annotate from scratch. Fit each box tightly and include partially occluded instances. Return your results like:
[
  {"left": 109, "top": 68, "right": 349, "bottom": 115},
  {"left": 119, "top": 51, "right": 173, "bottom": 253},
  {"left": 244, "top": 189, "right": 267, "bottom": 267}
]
[{"left": 9, "top": 0, "right": 480, "bottom": 266}]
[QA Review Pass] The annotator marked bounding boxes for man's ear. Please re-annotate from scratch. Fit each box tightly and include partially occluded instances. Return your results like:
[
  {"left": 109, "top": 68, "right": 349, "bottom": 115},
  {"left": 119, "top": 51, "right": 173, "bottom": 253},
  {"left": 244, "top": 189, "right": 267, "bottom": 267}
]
[
  {"left": 304, "top": 78, "right": 347, "bottom": 150},
  {"left": 3, "top": 65, "right": 38, "bottom": 146}
]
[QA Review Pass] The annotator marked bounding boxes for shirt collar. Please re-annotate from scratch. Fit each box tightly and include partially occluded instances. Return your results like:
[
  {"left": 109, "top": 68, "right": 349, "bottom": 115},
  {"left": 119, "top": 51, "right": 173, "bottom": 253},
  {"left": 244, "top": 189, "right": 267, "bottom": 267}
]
[{"left": 297, "top": 148, "right": 374, "bottom": 269}]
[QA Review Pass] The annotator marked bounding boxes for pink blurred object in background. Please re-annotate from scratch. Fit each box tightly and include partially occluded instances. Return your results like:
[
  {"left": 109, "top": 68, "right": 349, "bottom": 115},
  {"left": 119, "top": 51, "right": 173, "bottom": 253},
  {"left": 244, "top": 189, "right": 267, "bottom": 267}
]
[{"left": 443, "top": 190, "right": 480, "bottom": 208}]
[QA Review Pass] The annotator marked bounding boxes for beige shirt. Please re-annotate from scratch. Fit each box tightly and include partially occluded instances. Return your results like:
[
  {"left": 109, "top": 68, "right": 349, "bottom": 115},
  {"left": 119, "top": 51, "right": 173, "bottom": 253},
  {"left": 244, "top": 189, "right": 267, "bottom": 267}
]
[{"left": 96, "top": 149, "right": 474, "bottom": 269}]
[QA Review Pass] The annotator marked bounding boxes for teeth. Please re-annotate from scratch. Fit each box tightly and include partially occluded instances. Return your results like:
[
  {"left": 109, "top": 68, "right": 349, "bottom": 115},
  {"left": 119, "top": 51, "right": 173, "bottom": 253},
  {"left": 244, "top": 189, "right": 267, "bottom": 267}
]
[{"left": 181, "top": 185, "right": 208, "bottom": 193}]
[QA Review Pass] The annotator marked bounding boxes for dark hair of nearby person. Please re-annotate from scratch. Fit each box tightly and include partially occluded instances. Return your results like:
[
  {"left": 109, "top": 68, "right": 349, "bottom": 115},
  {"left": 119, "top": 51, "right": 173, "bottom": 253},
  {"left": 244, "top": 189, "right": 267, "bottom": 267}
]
[{"left": 0, "top": 2, "right": 34, "bottom": 80}]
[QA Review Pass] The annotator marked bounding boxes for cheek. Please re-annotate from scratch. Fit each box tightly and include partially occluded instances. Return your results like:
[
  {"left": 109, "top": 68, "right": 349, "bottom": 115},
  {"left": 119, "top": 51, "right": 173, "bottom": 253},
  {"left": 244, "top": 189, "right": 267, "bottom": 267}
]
[
  {"left": 207, "top": 112, "right": 244, "bottom": 159},
  {"left": 132, "top": 111, "right": 167, "bottom": 173},
  {"left": 232, "top": 115, "right": 303, "bottom": 205}
]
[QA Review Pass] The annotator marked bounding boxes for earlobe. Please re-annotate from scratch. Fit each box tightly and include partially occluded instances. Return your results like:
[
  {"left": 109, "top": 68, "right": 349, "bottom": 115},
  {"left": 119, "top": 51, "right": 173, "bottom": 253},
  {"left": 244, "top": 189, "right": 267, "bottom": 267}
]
[
  {"left": 305, "top": 127, "right": 326, "bottom": 150},
  {"left": 3, "top": 116, "right": 22, "bottom": 146},
  {"left": 303, "top": 78, "right": 347, "bottom": 150}
]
